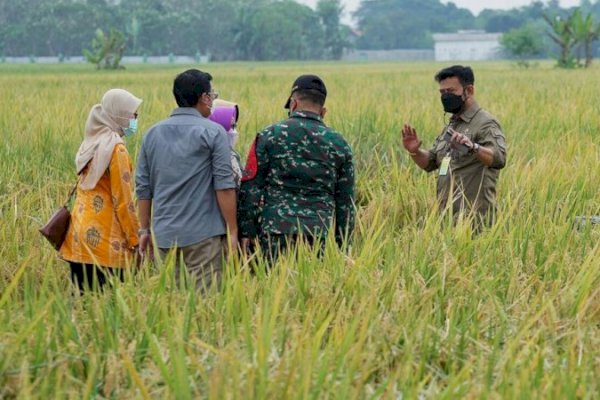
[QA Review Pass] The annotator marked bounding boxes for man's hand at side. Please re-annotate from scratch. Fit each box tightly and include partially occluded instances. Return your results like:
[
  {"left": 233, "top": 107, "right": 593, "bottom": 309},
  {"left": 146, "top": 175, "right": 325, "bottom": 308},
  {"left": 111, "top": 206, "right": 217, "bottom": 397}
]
[{"left": 216, "top": 188, "right": 238, "bottom": 259}]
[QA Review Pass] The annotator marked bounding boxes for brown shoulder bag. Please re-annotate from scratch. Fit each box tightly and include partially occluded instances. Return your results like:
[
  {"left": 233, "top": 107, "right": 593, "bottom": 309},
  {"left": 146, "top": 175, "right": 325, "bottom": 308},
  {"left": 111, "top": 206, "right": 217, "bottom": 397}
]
[{"left": 39, "top": 183, "right": 77, "bottom": 250}]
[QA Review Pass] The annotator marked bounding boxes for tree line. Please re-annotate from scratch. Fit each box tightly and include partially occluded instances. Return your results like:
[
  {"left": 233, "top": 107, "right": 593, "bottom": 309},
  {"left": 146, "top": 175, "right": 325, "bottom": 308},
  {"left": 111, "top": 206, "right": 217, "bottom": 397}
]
[
  {"left": 1, "top": 0, "right": 598, "bottom": 61},
  {"left": 0, "top": 0, "right": 350, "bottom": 61},
  {"left": 504, "top": 7, "right": 600, "bottom": 68}
]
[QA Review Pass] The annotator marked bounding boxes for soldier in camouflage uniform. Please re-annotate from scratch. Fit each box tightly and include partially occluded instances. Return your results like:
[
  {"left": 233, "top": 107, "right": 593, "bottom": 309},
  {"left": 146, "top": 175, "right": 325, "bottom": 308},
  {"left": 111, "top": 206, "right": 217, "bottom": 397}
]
[
  {"left": 238, "top": 74, "right": 355, "bottom": 261},
  {"left": 402, "top": 65, "right": 506, "bottom": 227}
]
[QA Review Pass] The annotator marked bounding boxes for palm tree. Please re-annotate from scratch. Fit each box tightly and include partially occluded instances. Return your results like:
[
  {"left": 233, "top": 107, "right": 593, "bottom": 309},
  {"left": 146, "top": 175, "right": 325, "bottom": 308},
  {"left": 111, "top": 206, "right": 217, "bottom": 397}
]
[
  {"left": 571, "top": 9, "right": 600, "bottom": 68},
  {"left": 83, "top": 29, "right": 126, "bottom": 70},
  {"left": 543, "top": 12, "right": 577, "bottom": 68}
]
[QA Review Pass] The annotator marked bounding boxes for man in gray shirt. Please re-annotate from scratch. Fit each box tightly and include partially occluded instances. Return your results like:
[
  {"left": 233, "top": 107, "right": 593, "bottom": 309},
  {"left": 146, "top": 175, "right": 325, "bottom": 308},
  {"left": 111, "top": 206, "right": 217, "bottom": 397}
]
[{"left": 136, "top": 69, "right": 237, "bottom": 290}]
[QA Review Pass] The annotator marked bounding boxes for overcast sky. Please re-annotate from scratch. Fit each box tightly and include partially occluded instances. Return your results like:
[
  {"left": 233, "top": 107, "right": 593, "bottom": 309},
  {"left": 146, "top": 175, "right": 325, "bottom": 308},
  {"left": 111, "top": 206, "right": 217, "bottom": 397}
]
[{"left": 298, "top": 0, "right": 581, "bottom": 24}]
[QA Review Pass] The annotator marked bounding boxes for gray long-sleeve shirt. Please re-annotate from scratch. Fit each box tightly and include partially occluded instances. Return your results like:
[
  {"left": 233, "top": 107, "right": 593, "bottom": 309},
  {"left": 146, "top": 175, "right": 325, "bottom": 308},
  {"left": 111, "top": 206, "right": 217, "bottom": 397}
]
[{"left": 135, "top": 107, "right": 235, "bottom": 248}]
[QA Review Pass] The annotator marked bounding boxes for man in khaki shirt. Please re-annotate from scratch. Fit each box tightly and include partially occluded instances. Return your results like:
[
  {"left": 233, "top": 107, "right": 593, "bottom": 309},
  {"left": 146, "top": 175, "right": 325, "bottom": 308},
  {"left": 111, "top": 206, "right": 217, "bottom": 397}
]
[{"left": 402, "top": 65, "right": 506, "bottom": 225}]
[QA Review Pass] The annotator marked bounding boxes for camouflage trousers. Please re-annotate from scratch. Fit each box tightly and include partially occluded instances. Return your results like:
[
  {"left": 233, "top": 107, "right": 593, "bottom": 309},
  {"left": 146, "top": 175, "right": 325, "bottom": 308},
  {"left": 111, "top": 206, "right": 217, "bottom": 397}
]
[{"left": 258, "top": 233, "right": 325, "bottom": 264}]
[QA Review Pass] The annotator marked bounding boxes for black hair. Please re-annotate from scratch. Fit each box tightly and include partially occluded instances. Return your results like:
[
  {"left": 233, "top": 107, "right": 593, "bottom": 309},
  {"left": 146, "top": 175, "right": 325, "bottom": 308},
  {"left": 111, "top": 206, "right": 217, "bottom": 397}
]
[
  {"left": 434, "top": 65, "right": 474, "bottom": 87},
  {"left": 173, "top": 69, "right": 213, "bottom": 107},
  {"left": 292, "top": 89, "right": 326, "bottom": 107}
]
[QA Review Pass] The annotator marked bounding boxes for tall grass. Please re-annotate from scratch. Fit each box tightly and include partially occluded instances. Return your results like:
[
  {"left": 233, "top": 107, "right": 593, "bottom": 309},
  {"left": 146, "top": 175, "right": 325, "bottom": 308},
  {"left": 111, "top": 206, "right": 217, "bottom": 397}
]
[{"left": 0, "top": 62, "right": 599, "bottom": 398}]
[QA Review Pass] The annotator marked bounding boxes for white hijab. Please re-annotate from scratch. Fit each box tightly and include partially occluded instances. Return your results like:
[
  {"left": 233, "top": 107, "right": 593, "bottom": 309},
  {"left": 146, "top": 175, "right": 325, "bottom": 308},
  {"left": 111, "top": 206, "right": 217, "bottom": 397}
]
[{"left": 76, "top": 89, "right": 142, "bottom": 190}]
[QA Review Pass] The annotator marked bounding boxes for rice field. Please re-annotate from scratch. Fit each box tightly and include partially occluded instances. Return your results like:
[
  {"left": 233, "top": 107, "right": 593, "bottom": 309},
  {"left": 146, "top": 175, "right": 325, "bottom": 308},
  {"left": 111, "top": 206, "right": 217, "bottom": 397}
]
[{"left": 0, "top": 61, "right": 599, "bottom": 399}]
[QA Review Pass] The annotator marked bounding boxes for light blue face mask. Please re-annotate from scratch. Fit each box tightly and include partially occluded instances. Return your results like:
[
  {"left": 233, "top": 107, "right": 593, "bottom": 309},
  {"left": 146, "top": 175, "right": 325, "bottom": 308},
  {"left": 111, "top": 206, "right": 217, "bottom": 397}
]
[{"left": 122, "top": 118, "right": 138, "bottom": 137}]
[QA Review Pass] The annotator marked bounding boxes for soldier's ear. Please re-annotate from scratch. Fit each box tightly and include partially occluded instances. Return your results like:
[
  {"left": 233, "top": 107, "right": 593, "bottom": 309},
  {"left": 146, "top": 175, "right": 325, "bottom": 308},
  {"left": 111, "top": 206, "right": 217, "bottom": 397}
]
[
  {"left": 465, "top": 84, "right": 474, "bottom": 97},
  {"left": 320, "top": 107, "right": 327, "bottom": 119}
]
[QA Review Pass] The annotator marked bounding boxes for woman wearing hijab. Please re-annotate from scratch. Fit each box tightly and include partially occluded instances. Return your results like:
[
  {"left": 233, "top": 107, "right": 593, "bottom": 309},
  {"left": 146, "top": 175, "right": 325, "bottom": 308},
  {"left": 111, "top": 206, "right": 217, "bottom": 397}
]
[
  {"left": 208, "top": 99, "right": 242, "bottom": 188},
  {"left": 60, "top": 88, "right": 142, "bottom": 291}
]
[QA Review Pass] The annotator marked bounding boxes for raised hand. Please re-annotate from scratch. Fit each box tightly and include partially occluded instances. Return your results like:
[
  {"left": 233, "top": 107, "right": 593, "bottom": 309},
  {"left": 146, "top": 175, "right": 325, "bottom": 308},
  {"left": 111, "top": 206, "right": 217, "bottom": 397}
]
[{"left": 401, "top": 124, "right": 422, "bottom": 153}]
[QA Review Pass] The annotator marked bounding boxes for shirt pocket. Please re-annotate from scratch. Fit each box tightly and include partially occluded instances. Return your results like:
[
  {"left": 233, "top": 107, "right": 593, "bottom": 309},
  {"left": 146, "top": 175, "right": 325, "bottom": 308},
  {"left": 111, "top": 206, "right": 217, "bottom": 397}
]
[{"left": 433, "top": 138, "right": 450, "bottom": 165}]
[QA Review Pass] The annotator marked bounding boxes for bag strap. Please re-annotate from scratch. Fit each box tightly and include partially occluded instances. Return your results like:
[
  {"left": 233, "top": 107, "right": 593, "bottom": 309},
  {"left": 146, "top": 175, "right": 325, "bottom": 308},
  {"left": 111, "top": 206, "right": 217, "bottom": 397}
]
[
  {"left": 62, "top": 169, "right": 84, "bottom": 208},
  {"left": 63, "top": 162, "right": 89, "bottom": 208},
  {"left": 62, "top": 182, "right": 78, "bottom": 208}
]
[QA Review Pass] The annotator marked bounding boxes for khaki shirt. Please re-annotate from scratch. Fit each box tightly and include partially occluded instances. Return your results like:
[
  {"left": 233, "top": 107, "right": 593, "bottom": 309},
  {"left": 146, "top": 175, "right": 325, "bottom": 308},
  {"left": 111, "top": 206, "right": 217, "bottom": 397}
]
[{"left": 425, "top": 102, "right": 506, "bottom": 219}]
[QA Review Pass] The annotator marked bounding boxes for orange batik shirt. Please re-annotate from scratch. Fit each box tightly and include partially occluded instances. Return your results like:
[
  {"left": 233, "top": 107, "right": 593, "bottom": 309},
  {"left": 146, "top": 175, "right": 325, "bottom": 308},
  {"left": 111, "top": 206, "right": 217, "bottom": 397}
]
[{"left": 60, "top": 144, "right": 140, "bottom": 268}]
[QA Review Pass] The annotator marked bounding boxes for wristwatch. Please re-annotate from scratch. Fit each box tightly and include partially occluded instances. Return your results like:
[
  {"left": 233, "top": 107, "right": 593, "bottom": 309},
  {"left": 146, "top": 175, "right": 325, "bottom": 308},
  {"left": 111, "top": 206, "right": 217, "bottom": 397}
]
[{"left": 138, "top": 228, "right": 151, "bottom": 236}]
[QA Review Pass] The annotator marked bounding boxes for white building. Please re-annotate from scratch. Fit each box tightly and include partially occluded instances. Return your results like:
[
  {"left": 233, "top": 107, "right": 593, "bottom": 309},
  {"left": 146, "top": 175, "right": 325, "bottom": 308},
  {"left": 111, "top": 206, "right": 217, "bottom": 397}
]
[{"left": 432, "top": 31, "right": 502, "bottom": 62}]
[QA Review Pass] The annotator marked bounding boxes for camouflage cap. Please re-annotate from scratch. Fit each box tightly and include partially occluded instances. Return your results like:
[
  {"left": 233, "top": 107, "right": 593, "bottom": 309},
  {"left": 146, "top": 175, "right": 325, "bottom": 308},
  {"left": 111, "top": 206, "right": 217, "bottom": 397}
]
[{"left": 284, "top": 74, "right": 327, "bottom": 109}]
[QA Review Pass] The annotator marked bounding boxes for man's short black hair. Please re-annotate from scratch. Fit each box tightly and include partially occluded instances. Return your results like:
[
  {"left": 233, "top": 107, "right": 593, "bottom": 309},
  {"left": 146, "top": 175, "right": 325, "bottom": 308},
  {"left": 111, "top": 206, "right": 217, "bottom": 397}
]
[
  {"left": 292, "top": 89, "right": 326, "bottom": 107},
  {"left": 434, "top": 65, "right": 474, "bottom": 87},
  {"left": 173, "top": 69, "right": 212, "bottom": 107}
]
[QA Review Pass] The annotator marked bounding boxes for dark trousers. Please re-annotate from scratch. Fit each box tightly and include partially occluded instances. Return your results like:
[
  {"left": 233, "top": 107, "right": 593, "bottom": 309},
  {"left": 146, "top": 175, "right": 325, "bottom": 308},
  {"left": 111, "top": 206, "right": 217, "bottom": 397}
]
[
  {"left": 68, "top": 262, "right": 124, "bottom": 292},
  {"left": 259, "top": 233, "right": 325, "bottom": 264}
]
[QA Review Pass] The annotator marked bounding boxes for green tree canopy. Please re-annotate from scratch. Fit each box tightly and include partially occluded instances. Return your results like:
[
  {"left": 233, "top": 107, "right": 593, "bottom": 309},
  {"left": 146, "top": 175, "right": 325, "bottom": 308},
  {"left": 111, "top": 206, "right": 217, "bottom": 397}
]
[
  {"left": 353, "top": 0, "right": 476, "bottom": 49},
  {"left": 501, "top": 22, "right": 546, "bottom": 66},
  {"left": 244, "top": 1, "right": 324, "bottom": 61},
  {"left": 318, "top": 0, "right": 347, "bottom": 59},
  {"left": 0, "top": 0, "right": 595, "bottom": 60},
  {"left": 0, "top": 0, "right": 354, "bottom": 60}
]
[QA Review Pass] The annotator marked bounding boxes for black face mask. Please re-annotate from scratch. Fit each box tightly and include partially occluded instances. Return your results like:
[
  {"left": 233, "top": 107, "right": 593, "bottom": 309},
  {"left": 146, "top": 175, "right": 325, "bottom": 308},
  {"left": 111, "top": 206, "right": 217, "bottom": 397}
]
[{"left": 441, "top": 92, "right": 465, "bottom": 114}]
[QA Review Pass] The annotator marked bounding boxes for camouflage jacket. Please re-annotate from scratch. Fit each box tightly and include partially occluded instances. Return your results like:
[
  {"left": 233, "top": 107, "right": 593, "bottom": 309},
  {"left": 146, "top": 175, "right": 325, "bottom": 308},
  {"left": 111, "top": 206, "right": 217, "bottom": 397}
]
[{"left": 238, "top": 110, "right": 355, "bottom": 246}]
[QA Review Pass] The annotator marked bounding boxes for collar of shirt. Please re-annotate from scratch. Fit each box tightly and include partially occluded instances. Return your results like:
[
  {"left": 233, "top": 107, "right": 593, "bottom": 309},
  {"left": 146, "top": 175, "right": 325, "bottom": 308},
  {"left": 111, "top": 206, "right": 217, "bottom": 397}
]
[
  {"left": 452, "top": 101, "right": 481, "bottom": 124},
  {"left": 289, "top": 110, "right": 324, "bottom": 124},
  {"left": 170, "top": 107, "right": 205, "bottom": 118}
]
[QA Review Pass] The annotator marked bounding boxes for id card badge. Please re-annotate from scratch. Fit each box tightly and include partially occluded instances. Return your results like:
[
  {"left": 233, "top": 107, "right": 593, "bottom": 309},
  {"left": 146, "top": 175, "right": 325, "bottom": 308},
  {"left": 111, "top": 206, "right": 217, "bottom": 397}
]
[{"left": 439, "top": 156, "right": 451, "bottom": 176}]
